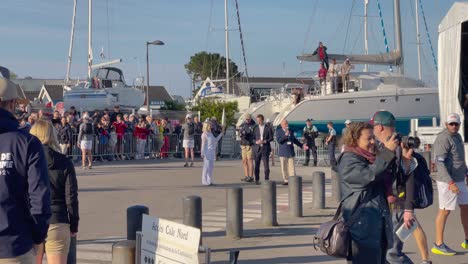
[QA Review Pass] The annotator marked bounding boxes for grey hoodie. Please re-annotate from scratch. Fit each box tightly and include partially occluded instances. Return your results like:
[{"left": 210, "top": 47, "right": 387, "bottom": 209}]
[{"left": 434, "top": 129, "right": 467, "bottom": 183}]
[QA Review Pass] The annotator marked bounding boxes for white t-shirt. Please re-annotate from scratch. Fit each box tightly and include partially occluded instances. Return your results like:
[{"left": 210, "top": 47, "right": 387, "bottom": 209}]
[{"left": 259, "top": 124, "right": 265, "bottom": 140}]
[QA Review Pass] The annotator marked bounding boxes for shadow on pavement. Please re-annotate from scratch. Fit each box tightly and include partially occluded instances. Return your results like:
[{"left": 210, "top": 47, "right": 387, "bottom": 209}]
[
  {"left": 210, "top": 242, "right": 315, "bottom": 253},
  {"left": 211, "top": 255, "right": 339, "bottom": 263},
  {"left": 203, "top": 227, "right": 317, "bottom": 238}
]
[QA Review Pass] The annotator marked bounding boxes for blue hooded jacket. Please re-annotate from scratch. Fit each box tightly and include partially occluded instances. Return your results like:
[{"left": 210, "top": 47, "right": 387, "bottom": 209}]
[{"left": 0, "top": 108, "right": 51, "bottom": 258}]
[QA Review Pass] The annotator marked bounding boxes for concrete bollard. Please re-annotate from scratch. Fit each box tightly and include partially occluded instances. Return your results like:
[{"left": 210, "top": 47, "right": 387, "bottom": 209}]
[
  {"left": 127, "top": 205, "right": 149, "bottom": 240},
  {"left": 112, "top": 240, "right": 136, "bottom": 264},
  {"left": 226, "top": 187, "right": 243, "bottom": 238},
  {"left": 288, "top": 176, "right": 303, "bottom": 217},
  {"left": 312, "top": 171, "right": 325, "bottom": 209},
  {"left": 261, "top": 181, "right": 278, "bottom": 226},
  {"left": 183, "top": 196, "right": 202, "bottom": 231},
  {"left": 330, "top": 168, "right": 342, "bottom": 203}
]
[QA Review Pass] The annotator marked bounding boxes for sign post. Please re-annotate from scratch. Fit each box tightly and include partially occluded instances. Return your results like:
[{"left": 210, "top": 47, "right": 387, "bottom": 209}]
[{"left": 141, "top": 215, "right": 201, "bottom": 264}]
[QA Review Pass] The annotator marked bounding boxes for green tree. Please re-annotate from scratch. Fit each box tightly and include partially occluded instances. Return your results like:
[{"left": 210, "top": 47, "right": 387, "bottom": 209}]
[
  {"left": 184, "top": 51, "right": 240, "bottom": 83},
  {"left": 161, "top": 100, "right": 186, "bottom": 111},
  {"left": 190, "top": 98, "right": 238, "bottom": 126}
]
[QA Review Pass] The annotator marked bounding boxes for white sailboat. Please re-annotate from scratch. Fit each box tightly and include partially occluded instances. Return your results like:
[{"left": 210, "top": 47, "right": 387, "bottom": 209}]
[
  {"left": 63, "top": 0, "right": 145, "bottom": 111},
  {"left": 190, "top": 0, "right": 251, "bottom": 114},
  {"left": 272, "top": 0, "right": 439, "bottom": 135}
]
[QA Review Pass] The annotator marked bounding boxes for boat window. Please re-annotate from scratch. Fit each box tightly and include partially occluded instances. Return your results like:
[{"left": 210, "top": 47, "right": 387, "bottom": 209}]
[
  {"left": 380, "top": 99, "right": 386, "bottom": 103},
  {"left": 96, "top": 69, "right": 108, "bottom": 79},
  {"left": 107, "top": 70, "right": 122, "bottom": 81},
  {"left": 348, "top": 100, "right": 355, "bottom": 104},
  {"left": 415, "top": 98, "right": 421, "bottom": 102}
]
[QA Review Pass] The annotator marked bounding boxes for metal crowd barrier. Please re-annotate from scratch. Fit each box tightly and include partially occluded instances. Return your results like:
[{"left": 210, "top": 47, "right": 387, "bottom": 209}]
[
  {"left": 63, "top": 130, "right": 337, "bottom": 163},
  {"left": 63, "top": 131, "right": 240, "bottom": 161},
  {"left": 272, "top": 137, "right": 333, "bottom": 165}
]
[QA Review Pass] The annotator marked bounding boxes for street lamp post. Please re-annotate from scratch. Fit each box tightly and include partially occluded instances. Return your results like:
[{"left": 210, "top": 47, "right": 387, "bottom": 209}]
[{"left": 146, "top": 40, "right": 165, "bottom": 114}]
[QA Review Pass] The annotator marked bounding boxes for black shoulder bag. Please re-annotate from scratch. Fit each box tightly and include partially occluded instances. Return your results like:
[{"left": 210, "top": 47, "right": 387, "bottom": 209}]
[{"left": 313, "top": 194, "right": 370, "bottom": 258}]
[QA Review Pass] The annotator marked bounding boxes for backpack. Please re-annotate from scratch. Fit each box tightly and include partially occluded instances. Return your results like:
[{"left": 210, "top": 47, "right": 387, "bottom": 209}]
[
  {"left": 411, "top": 152, "right": 434, "bottom": 209},
  {"left": 83, "top": 123, "right": 93, "bottom": 134}
]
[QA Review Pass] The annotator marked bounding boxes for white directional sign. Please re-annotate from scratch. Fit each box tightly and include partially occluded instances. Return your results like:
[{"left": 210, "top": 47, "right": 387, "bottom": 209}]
[{"left": 141, "top": 215, "right": 201, "bottom": 264}]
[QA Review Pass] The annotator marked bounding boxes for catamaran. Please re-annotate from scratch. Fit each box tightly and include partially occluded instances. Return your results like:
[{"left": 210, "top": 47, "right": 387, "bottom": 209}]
[{"left": 272, "top": 0, "right": 439, "bottom": 135}]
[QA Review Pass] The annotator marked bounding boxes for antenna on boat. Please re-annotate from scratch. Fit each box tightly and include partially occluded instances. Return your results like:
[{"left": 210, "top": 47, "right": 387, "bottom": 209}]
[
  {"left": 224, "top": 0, "right": 230, "bottom": 94},
  {"left": 394, "top": 0, "right": 404, "bottom": 74},
  {"left": 87, "top": 0, "right": 93, "bottom": 79},
  {"left": 364, "top": 0, "right": 369, "bottom": 72},
  {"left": 414, "top": 0, "right": 422, "bottom": 80},
  {"left": 66, "top": 0, "right": 77, "bottom": 84}
]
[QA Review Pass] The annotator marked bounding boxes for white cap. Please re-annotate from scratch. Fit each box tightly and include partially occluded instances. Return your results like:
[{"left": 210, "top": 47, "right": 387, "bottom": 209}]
[
  {"left": 266, "top": 118, "right": 271, "bottom": 123},
  {"left": 446, "top": 113, "right": 461, "bottom": 124},
  {"left": 344, "top": 119, "right": 352, "bottom": 125},
  {"left": 186, "top": 114, "right": 192, "bottom": 119}
]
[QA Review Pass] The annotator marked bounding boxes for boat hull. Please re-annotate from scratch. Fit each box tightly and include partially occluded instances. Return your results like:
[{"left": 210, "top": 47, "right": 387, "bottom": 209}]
[
  {"left": 63, "top": 87, "right": 145, "bottom": 111},
  {"left": 274, "top": 88, "right": 439, "bottom": 135}
]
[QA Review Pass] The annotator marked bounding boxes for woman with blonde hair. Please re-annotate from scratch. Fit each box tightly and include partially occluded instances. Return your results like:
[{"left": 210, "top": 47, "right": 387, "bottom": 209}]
[
  {"left": 201, "top": 121, "right": 223, "bottom": 185},
  {"left": 30, "top": 120, "right": 79, "bottom": 264}
]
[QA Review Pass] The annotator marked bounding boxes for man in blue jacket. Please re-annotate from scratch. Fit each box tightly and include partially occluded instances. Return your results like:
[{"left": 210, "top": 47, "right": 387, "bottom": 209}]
[
  {"left": 0, "top": 77, "right": 51, "bottom": 262},
  {"left": 276, "top": 119, "right": 308, "bottom": 185}
]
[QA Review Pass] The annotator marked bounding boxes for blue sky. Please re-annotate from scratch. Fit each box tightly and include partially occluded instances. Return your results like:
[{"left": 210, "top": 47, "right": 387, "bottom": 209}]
[{"left": 0, "top": 0, "right": 459, "bottom": 97}]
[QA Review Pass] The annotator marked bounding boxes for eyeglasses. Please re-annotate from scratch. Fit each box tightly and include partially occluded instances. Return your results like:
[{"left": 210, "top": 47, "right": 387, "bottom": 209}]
[{"left": 448, "top": 122, "right": 460, "bottom": 127}]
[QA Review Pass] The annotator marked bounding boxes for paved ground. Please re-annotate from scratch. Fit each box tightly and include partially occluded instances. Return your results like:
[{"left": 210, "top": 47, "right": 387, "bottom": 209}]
[{"left": 74, "top": 158, "right": 468, "bottom": 263}]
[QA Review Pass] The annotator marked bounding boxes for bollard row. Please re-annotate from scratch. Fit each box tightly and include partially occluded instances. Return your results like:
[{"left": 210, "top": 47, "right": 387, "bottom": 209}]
[{"left": 111, "top": 170, "right": 331, "bottom": 263}]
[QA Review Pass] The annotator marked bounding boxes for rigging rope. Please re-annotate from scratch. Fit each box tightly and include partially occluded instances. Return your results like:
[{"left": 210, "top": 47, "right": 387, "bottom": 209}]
[
  {"left": 418, "top": 0, "right": 438, "bottom": 72},
  {"left": 106, "top": 0, "right": 111, "bottom": 59},
  {"left": 234, "top": 0, "right": 249, "bottom": 79},
  {"left": 343, "top": 0, "right": 356, "bottom": 53},
  {"left": 301, "top": 0, "right": 320, "bottom": 54},
  {"left": 375, "top": 0, "right": 393, "bottom": 72}
]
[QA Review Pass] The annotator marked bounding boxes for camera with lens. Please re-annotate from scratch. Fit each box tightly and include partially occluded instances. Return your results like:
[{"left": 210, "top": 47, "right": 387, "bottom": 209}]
[{"left": 394, "top": 134, "right": 421, "bottom": 149}]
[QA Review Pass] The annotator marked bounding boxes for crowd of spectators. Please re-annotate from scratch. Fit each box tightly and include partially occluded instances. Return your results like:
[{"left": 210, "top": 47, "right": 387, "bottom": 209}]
[{"left": 17, "top": 105, "right": 207, "bottom": 162}]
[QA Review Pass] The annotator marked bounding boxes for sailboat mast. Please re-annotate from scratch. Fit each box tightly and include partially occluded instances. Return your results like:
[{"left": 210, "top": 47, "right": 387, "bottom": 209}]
[
  {"left": 66, "top": 0, "right": 77, "bottom": 84},
  {"left": 393, "top": 0, "right": 404, "bottom": 74},
  {"left": 224, "top": 0, "right": 230, "bottom": 94},
  {"left": 364, "top": 0, "right": 369, "bottom": 72},
  {"left": 415, "top": 0, "right": 422, "bottom": 80},
  {"left": 87, "top": 0, "right": 93, "bottom": 79}
]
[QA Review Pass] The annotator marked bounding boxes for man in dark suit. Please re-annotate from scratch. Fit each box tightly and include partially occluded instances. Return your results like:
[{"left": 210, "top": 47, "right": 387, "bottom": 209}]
[
  {"left": 253, "top": 114, "right": 273, "bottom": 185},
  {"left": 276, "top": 119, "right": 308, "bottom": 185}
]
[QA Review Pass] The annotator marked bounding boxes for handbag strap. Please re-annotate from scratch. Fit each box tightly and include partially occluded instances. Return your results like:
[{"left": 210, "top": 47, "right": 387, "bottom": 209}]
[{"left": 345, "top": 192, "right": 373, "bottom": 227}]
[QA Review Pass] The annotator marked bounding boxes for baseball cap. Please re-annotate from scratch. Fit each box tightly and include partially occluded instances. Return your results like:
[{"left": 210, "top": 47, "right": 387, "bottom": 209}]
[
  {"left": 344, "top": 119, "right": 352, "bottom": 125},
  {"left": 0, "top": 77, "right": 28, "bottom": 104},
  {"left": 186, "top": 114, "right": 192, "bottom": 119},
  {"left": 306, "top": 118, "right": 313, "bottom": 122},
  {"left": 446, "top": 113, "right": 461, "bottom": 124},
  {"left": 370, "top": 110, "right": 396, "bottom": 127}
]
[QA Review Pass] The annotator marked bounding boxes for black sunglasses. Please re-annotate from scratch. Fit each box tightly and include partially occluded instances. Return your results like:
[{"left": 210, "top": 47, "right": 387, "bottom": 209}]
[{"left": 448, "top": 122, "right": 460, "bottom": 127}]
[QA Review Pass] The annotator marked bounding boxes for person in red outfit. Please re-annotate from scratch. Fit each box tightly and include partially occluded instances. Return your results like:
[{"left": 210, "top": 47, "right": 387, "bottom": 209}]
[
  {"left": 133, "top": 121, "right": 150, "bottom": 159},
  {"left": 318, "top": 63, "right": 328, "bottom": 92},
  {"left": 312, "top": 41, "right": 329, "bottom": 69},
  {"left": 112, "top": 114, "right": 127, "bottom": 160}
]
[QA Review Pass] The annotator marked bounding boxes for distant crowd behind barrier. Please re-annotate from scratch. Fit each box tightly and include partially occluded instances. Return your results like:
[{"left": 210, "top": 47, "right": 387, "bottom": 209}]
[{"left": 17, "top": 107, "right": 337, "bottom": 164}]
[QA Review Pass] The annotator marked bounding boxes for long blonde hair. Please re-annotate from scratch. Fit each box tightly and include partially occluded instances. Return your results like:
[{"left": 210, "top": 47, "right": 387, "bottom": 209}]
[
  {"left": 202, "top": 122, "right": 211, "bottom": 133},
  {"left": 30, "top": 119, "right": 60, "bottom": 152}
]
